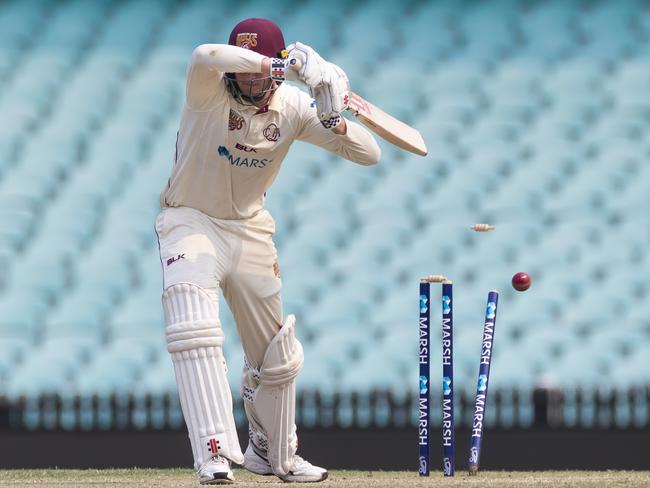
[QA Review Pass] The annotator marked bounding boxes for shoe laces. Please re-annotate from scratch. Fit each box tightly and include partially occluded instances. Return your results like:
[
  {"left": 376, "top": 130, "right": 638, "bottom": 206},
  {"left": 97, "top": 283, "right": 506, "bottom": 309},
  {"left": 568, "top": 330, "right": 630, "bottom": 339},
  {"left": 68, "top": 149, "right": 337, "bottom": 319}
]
[
  {"left": 214, "top": 455, "right": 230, "bottom": 464},
  {"left": 202, "top": 455, "right": 229, "bottom": 469},
  {"left": 292, "top": 455, "right": 312, "bottom": 469}
]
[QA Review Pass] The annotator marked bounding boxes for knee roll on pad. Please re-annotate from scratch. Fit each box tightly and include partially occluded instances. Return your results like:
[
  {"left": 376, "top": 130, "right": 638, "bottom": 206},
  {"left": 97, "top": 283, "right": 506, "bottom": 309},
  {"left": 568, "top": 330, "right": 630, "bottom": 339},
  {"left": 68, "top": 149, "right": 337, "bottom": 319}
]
[
  {"left": 163, "top": 283, "right": 244, "bottom": 468},
  {"left": 163, "top": 283, "right": 224, "bottom": 352},
  {"left": 242, "top": 314, "right": 304, "bottom": 476}
]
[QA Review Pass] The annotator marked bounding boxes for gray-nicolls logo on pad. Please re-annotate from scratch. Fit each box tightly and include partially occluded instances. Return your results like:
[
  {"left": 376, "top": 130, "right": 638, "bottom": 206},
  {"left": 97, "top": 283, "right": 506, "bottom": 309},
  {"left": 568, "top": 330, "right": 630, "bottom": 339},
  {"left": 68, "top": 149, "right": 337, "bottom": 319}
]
[{"left": 166, "top": 254, "right": 185, "bottom": 266}]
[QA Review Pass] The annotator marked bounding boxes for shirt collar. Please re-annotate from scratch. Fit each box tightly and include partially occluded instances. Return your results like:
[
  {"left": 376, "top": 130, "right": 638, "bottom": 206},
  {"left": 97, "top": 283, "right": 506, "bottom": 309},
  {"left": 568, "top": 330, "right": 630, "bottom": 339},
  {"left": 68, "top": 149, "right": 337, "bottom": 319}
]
[{"left": 266, "top": 86, "right": 283, "bottom": 113}]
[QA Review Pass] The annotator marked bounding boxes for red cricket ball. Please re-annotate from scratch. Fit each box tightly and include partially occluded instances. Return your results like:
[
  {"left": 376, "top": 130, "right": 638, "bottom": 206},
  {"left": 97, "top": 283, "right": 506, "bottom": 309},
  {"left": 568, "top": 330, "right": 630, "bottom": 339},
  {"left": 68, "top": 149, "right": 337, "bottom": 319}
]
[{"left": 512, "top": 272, "right": 531, "bottom": 292}]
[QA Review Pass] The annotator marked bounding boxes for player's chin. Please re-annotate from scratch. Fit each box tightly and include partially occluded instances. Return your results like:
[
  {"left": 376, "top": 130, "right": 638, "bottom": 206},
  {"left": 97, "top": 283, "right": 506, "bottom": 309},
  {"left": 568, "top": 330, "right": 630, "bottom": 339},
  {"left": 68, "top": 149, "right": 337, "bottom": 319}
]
[
  {"left": 259, "top": 83, "right": 276, "bottom": 95},
  {"left": 255, "top": 88, "right": 275, "bottom": 104}
]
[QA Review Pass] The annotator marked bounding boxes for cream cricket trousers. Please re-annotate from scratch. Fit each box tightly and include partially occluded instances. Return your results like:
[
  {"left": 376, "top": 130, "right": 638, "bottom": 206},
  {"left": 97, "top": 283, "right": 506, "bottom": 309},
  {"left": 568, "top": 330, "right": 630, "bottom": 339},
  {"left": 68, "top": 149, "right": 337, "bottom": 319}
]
[{"left": 155, "top": 205, "right": 283, "bottom": 369}]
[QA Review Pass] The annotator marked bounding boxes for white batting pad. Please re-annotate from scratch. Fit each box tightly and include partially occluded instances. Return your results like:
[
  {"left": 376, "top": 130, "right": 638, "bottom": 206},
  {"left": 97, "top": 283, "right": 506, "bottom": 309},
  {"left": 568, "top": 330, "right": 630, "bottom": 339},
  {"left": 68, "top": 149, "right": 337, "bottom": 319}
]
[
  {"left": 163, "top": 283, "right": 244, "bottom": 468},
  {"left": 242, "top": 314, "right": 304, "bottom": 475}
]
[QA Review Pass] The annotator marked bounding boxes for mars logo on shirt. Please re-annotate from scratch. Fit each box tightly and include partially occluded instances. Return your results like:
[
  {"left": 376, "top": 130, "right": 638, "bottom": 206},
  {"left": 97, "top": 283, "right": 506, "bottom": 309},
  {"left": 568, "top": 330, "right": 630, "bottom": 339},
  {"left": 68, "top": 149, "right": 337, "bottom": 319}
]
[
  {"left": 236, "top": 33, "right": 258, "bottom": 49},
  {"left": 229, "top": 110, "right": 244, "bottom": 131},
  {"left": 263, "top": 123, "right": 280, "bottom": 142},
  {"left": 217, "top": 145, "right": 272, "bottom": 168}
]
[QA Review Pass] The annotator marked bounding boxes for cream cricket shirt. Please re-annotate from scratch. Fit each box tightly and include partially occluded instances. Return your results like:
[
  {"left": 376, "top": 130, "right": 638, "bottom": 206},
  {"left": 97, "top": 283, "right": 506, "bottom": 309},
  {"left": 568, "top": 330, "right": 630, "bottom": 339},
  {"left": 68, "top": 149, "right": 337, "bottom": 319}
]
[{"left": 161, "top": 44, "right": 381, "bottom": 220}]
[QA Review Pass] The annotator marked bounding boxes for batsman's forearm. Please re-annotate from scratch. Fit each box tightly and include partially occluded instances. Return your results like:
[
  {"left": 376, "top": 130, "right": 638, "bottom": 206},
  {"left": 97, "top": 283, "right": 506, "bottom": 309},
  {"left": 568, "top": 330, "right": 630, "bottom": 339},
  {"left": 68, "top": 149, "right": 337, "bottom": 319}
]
[
  {"left": 334, "top": 120, "right": 381, "bottom": 165},
  {"left": 191, "top": 44, "right": 266, "bottom": 73}
]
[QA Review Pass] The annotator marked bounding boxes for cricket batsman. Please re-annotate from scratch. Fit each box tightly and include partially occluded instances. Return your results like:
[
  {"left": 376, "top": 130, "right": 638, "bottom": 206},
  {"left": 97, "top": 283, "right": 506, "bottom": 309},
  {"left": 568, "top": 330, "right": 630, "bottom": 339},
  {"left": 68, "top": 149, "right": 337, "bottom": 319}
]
[{"left": 155, "top": 18, "right": 381, "bottom": 484}]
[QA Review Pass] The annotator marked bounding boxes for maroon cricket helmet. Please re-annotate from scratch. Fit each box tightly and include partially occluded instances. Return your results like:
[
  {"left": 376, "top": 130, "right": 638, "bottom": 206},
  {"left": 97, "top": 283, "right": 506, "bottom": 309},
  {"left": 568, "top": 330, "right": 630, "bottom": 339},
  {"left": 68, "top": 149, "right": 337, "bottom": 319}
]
[{"left": 228, "top": 18, "right": 286, "bottom": 58}]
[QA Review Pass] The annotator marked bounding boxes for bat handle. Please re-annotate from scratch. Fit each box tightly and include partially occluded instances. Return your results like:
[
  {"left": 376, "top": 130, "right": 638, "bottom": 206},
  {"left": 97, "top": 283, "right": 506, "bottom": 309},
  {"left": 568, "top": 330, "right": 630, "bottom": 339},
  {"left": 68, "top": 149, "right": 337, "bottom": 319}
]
[{"left": 289, "top": 58, "right": 302, "bottom": 71}]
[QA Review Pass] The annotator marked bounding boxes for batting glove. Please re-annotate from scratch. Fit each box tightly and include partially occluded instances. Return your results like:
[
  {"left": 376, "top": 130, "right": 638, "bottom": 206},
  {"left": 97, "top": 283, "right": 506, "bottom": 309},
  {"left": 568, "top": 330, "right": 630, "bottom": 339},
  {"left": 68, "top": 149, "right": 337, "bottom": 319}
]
[
  {"left": 286, "top": 41, "right": 329, "bottom": 87},
  {"left": 311, "top": 63, "right": 350, "bottom": 129}
]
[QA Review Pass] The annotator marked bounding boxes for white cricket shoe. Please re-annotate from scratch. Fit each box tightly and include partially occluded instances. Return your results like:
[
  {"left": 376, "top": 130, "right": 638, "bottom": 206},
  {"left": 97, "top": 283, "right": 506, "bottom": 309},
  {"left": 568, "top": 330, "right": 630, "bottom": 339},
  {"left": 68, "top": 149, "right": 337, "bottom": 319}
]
[
  {"left": 198, "top": 455, "right": 235, "bottom": 485},
  {"left": 243, "top": 443, "right": 328, "bottom": 483}
]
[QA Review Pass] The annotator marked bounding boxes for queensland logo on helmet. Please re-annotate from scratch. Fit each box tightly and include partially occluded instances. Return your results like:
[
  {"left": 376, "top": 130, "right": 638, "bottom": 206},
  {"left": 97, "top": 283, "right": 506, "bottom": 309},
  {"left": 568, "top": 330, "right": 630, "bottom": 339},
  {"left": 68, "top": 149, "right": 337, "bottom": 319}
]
[
  {"left": 236, "top": 32, "right": 258, "bottom": 50},
  {"left": 263, "top": 123, "right": 280, "bottom": 142}
]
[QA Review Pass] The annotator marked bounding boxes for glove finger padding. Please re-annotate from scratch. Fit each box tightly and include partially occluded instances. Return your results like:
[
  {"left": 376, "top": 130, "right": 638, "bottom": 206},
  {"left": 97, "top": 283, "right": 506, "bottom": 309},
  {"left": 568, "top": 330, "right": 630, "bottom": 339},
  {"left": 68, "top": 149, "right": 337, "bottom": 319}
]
[
  {"left": 286, "top": 41, "right": 328, "bottom": 87},
  {"left": 311, "top": 62, "right": 350, "bottom": 129},
  {"left": 324, "top": 63, "right": 350, "bottom": 112},
  {"left": 312, "top": 85, "right": 341, "bottom": 128}
]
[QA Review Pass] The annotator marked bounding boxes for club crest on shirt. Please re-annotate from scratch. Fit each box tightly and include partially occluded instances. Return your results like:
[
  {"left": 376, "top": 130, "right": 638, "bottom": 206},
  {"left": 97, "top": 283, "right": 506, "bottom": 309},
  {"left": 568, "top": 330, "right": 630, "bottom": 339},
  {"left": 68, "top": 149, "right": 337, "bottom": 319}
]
[
  {"left": 263, "top": 123, "right": 280, "bottom": 142},
  {"left": 236, "top": 33, "right": 258, "bottom": 50},
  {"left": 229, "top": 110, "right": 244, "bottom": 131}
]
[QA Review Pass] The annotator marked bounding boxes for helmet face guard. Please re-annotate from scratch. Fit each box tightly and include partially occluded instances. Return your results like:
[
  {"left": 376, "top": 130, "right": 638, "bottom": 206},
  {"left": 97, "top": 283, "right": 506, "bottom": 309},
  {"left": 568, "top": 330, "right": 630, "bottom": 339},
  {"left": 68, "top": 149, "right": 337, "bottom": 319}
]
[{"left": 225, "top": 74, "right": 276, "bottom": 106}]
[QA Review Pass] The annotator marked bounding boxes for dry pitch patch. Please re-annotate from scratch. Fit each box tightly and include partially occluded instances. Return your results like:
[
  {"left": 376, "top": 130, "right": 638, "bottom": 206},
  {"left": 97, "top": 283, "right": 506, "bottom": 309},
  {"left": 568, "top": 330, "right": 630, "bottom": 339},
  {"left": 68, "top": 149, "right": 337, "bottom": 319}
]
[{"left": 0, "top": 470, "right": 649, "bottom": 487}]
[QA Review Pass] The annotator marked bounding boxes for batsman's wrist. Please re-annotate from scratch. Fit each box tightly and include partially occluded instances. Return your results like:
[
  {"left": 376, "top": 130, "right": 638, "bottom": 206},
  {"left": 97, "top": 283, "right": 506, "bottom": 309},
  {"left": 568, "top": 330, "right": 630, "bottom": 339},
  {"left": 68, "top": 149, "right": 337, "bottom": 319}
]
[
  {"left": 270, "top": 57, "right": 287, "bottom": 82},
  {"left": 331, "top": 117, "right": 347, "bottom": 134}
]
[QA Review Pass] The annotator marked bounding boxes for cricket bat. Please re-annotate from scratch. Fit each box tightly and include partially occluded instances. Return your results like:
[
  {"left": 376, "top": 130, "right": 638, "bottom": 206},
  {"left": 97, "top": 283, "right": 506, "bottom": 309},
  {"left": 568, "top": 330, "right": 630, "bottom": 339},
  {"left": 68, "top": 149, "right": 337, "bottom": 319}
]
[{"left": 290, "top": 60, "right": 428, "bottom": 156}]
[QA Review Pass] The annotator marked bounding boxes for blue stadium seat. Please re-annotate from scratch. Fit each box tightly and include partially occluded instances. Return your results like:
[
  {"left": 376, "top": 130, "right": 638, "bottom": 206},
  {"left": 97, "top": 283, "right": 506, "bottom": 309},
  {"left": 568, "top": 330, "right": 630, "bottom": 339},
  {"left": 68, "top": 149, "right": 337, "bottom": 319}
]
[
  {"left": 110, "top": 289, "right": 164, "bottom": 340},
  {"left": 281, "top": 271, "right": 326, "bottom": 315},
  {"left": 47, "top": 0, "right": 110, "bottom": 45},
  {"left": 75, "top": 337, "right": 158, "bottom": 397},
  {"left": 0, "top": 338, "right": 28, "bottom": 380},
  {"left": 297, "top": 355, "right": 341, "bottom": 397},
  {"left": 6, "top": 360, "right": 73, "bottom": 398},
  {"left": 489, "top": 347, "right": 539, "bottom": 390},
  {"left": 0, "top": 100, "right": 34, "bottom": 139},
  {"left": 305, "top": 294, "right": 370, "bottom": 332},
  {"left": 0, "top": 0, "right": 45, "bottom": 48},
  {"left": 136, "top": 356, "right": 177, "bottom": 395},
  {"left": 0, "top": 196, "right": 38, "bottom": 253},
  {"left": 328, "top": 210, "right": 414, "bottom": 272},
  {"left": 542, "top": 346, "right": 614, "bottom": 389},
  {"left": 8, "top": 253, "right": 70, "bottom": 304},
  {"left": 516, "top": 0, "right": 579, "bottom": 62},
  {"left": 92, "top": 0, "right": 168, "bottom": 71},
  {"left": 609, "top": 62, "right": 650, "bottom": 99},
  {"left": 359, "top": 63, "right": 426, "bottom": 122},
  {"left": 400, "top": 1, "right": 460, "bottom": 65},
  {"left": 75, "top": 361, "right": 139, "bottom": 397},
  {"left": 73, "top": 249, "right": 137, "bottom": 302},
  {"left": 459, "top": 0, "right": 518, "bottom": 63},
  {"left": 486, "top": 61, "right": 546, "bottom": 103},
  {"left": 12, "top": 55, "right": 68, "bottom": 110},
  {"left": 33, "top": 193, "right": 104, "bottom": 255},
  {"left": 366, "top": 285, "right": 412, "bottom": 329},
  {"left": 609, "top": 347, "right": 650, "bottom": 388},
  {"left": 574, "top": 1, "right": 640, "bottom": 66},
  {"left": 1, "top": 159, "right": 65, "bottom": 203},
  {"left": 330, "top": 1, "right": 403, "bottom": 78},
  {"left": 156, "top": 0, "right": 214, "bottom": 51},
  {"left": 116, "top": 76, "right": 181, "bottom": 129},
  {"left": 429, "top": 61, "right": 485, "bottom": 103},
  {"left": 281, "top": 0, "right": 337, "bottom": 56},
  {"left": 45, "top": 292, "right": 110, "bottom": 345},
  {"left": 35, "top": 338, "right": 89, "bottom": 375},
  {"left": 301, "top": 327, "right": 371, "bottom": 392},
  {"left": 0, "top": 290, "right": 48, "bottom": 339}
]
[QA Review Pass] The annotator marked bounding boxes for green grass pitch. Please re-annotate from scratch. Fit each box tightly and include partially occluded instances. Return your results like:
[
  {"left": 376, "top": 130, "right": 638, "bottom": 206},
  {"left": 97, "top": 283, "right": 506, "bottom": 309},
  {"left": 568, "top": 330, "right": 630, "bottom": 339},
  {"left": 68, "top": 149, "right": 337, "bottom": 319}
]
[{"left": 0, "top": 470, "right": 649, "bottom": 487}]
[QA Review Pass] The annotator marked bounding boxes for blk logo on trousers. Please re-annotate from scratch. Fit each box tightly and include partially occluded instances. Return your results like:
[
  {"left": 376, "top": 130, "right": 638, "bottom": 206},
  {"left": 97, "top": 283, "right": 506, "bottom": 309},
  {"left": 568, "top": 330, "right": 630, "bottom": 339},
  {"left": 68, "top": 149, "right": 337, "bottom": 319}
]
[{"left": 166, "top": 254, "right": 185, "bottom": 266}]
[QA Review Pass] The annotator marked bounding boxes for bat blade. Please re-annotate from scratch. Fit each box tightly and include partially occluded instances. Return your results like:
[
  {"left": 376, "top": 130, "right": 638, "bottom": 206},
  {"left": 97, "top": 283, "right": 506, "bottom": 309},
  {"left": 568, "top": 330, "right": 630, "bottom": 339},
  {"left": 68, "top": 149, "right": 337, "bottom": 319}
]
[
  {"left": 288, "top": 58, "right": 427, "bottom": 156},
  {"left": 347, "top": 93, "right": 428, "bottom": 156}
]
